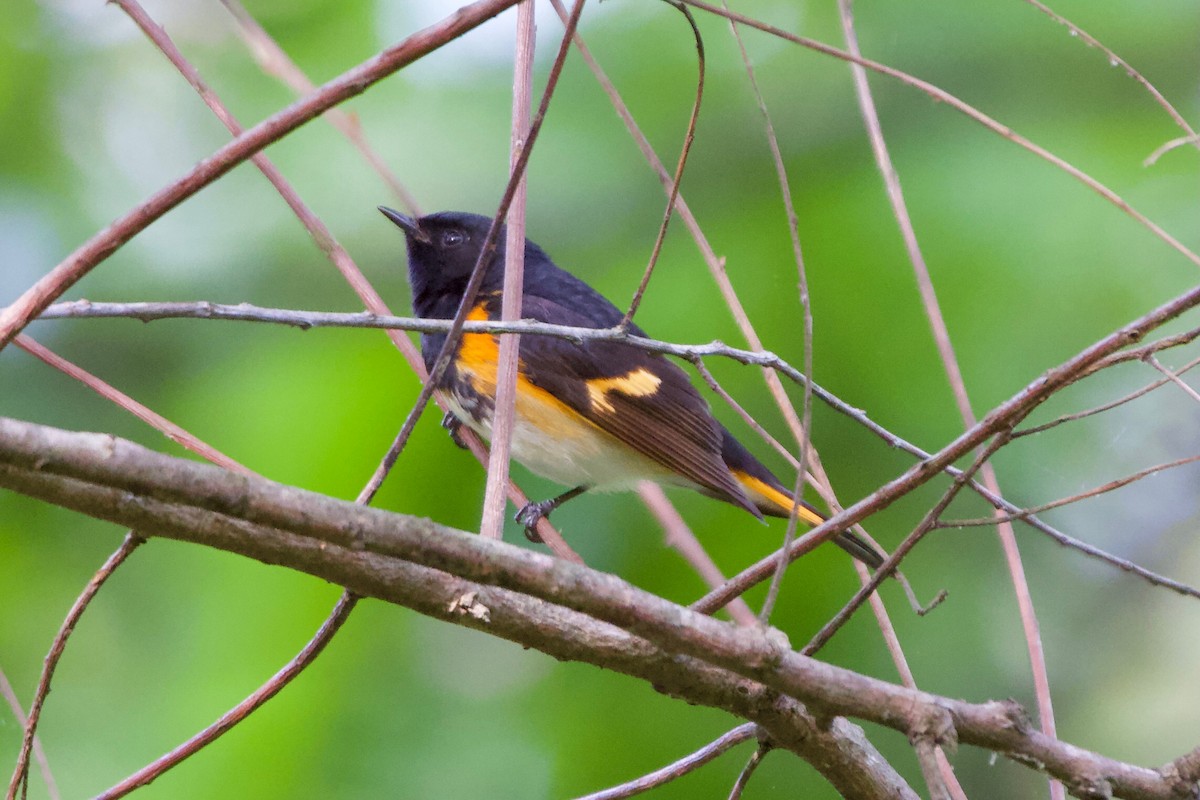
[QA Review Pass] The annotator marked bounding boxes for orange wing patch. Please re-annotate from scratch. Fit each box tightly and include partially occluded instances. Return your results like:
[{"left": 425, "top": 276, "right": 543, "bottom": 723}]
[{"left": 586, "top": 368, "right": 662, "bottom": 414}]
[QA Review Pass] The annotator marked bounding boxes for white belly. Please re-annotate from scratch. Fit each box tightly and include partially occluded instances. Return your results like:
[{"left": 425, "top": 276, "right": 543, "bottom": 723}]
[{"left": 443, "top": 385, "right": 681, "bottom": 492}]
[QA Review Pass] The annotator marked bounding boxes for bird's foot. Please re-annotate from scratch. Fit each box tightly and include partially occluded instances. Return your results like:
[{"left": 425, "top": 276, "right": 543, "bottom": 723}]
[
  {"left": 441, "top": 411, "right": 469, "bottom": 450},
  {"left": 515, "top": 500, "right": 556, "bottom": 543}
]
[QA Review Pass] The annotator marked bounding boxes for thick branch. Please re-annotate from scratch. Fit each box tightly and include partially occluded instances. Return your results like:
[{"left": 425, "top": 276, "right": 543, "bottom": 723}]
[
  {"left": 0, "top": 417, "right": 1194, "bottom": 799},
  {"left": 0, "top": 418, "right": 908, "bottom": 800}
]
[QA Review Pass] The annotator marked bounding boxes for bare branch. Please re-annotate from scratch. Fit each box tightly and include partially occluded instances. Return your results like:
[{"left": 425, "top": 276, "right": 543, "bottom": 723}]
[
  {"left": 1147, "top": 355, "right": 1200, "bottom": 405},
  {"left": 835, "top": 5, "right": 1061, "bottom": 791},
  {"left": 691, "top": 275, "right": 1200, "bottom": 615},
  {"left": 94, "top": 591, "right": 358, "bottom": 799},
  {"left": 0, "top": 668, "right": 59, "bottom": 800},
  {"left": 945, "top": 454, "right": 1200, "bottom": 528},
  {"left": 0, "top": 0, "right": 523, "bottom": 350},
  {"left": 1020, "top": 0, "right": 1198, "bottom": 145},
  {"left": 481, "top": 0, "right": 536, "bottom": 540},
  {"left": 638, "top": 482, "right": 758, "bottom": 627},
  {"left": 5, "top": 533, "right": 143, "bottom": 800},
  {"left": 0, "top": 416, "right": 1189, "bottom": 799},
  {"left": 677, "top": 0, "right": 1200, "bottom": 275},
  {"left": 13, "top": 335, "right": 248, "bottom": 473},
  {"left": 218, "top": 0, "right": 423, "bottom": 213},
  {"left": 727, "top": 741, "right": 769, "bottom": 800},
  {"left": 622, "top": 1, "right": 704, "bottom": 325},
  {"left": 32, "top": 298, "right": 1200, "bottom": 594},
  {"left": 574, "top": 723, "right": 758, "bottom": 800},
  {"left": 0, "top": 421, "right": 911, "bottom": 800}
]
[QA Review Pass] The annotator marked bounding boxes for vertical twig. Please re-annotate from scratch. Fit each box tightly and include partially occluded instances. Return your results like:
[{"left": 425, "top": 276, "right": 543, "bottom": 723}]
[
  {"left": 481, "top": 0, "right": 536, "bottom": 540},
  {"left": 837, "top": 3, "right": 1061, "bottom": 797},
  {"left": 621, "top": 2, "right": 704, "bottom": 326},
  {"left": 721, "top": 2, "right": 815, "bottom": 623}
]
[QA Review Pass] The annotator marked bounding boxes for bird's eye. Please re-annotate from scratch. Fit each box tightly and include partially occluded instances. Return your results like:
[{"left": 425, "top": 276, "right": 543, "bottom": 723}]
[{"left": 442, "top": 230, "right": 465, "bottom": 248}]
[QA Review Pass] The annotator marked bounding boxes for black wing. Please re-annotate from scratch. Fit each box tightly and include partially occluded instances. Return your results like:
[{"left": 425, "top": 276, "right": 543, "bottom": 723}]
[{"left": 514, "top": 292, "right": 759, "bottom": 516}]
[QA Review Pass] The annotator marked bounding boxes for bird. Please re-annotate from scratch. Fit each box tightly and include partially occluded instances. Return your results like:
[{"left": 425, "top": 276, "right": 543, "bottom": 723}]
[{"left": 380, "top": 207, "right": 884, "bottom": 569}]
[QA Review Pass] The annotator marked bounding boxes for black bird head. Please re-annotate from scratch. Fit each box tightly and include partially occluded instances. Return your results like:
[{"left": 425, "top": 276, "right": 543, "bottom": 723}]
[{"left": 379, "top": 208, "right": 504, "bottom": 315}]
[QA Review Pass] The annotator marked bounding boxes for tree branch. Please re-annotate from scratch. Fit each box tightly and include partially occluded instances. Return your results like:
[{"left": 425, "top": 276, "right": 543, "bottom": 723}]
[
  {"left": 1, "top": 416, "right": 1197, "bottom": 799},
  {"left": 0, "top": 0, "right": 522, "bottom": 350}
]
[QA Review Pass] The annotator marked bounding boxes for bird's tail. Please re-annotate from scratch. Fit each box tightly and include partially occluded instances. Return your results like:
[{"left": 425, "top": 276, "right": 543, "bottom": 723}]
[{"left": 720, "top": 428, "right": 886, "bottom": 570}]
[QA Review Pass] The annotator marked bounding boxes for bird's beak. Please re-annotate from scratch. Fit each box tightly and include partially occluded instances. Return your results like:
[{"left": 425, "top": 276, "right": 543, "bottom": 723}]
[{"left": 378, "top": 206, "right": 431, "bottom": 244}]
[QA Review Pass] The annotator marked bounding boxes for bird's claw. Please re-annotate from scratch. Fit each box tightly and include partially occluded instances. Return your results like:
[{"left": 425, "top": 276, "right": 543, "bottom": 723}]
[
  {"left": 441, "top": 411, "right": 469, "bottom": 450},
  {"left": 515, "top": 500, "right": 555, "bottom": 543}
]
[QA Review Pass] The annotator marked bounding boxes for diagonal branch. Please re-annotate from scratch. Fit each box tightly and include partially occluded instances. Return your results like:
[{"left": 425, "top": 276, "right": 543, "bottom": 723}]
[{"left": 0, "top": 0, "right": 522, "bottom": 350}]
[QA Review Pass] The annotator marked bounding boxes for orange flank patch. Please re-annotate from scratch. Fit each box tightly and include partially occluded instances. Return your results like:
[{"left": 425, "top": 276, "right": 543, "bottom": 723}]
[
  {"left": 585, "top": 368, "right": 662, "bottom": 414},
  {"left": 457, "top": 303, "right": 501, "bottom": 389},
  {"left": 455, "top": 302, "right": 594, "bottom": 441},
  {"left": 733, "top": 471, "right": 824, "bottom": 527}
]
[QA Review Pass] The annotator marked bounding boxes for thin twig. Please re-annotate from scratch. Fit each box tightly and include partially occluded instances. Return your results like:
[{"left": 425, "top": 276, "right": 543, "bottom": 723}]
[
  {"left": 0, "top": 0, "right": 522, "bottom": 350},
  {"left": 836, "top": 5, "right": 1060, "bottom": 794},
  {"left": 218, "top": 0, "right": 422, "bottom": 214},
  {"left": 804, "top": 432, "right": 1015, "bottom": 656},
  {"left": 0, "top": 669, "right": 59, "bottom": 800},
  {"left": 1147, "top": 355, "right": 1200, "bottom": 405},
  {"left": 914, "top": 737, "right": 953, "bottom": 800},
  {"left": 480, "top": 0, "right": 536, "bottom": 540},
  {"left": 637, "top": 482, "right": 757, "bottom": 627},
  {"left": 676, "top": 0, "right": 1200, "bottom": 274},
  {"left": 5, "top": 533, "right": 144, "bottom": 800},
  {"left": 93, "top": 591, "right": 359, "bottom": 799},
  {"left": 1020, "top": 0, "right": 1197, "bottom": 146},
  {"left": 574, "top": 723, "right": 758, "bottom": 800},
  {"left": 621, "top": 1, "right": 704, "bottom": 325},
  {"left": 1146, "top": 133, "right": 1200, "bottom": 166},
  {"left": 727, "top": 741, "right": 770, "bottom": 800},
  {"left": 722, "top": 0, "right": 815, "bottom": 624},
  {"left": 945, "top": 453, "right": 1200, "bottom": 527},
  {"left": 13, "top": 335, "right": 249, "bottom": 473}
]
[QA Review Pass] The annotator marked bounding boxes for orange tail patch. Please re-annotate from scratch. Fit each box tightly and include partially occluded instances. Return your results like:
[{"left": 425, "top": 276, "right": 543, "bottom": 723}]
[{"left": 732, "top": 470, "right": 824, "bottom": 527}]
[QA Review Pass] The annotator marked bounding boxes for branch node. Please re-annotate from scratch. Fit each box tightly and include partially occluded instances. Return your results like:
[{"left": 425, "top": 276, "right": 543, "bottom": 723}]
[
  {"left": 447, "top": 590, "right": 492, "bottom": 623},
  {"left": 908, "top": 705, "right": 958, "bottom": 754}
]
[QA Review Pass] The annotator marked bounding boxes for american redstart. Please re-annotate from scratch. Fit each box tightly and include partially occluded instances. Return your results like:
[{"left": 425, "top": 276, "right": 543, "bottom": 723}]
[{"left": 381, "top": 208, "right": 883, "bottom": 569}]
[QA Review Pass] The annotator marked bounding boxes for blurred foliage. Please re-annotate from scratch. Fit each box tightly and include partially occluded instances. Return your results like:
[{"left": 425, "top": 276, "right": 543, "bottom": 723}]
[{"left": 2, "top": 0, "right": 1199, "bottom": 797}]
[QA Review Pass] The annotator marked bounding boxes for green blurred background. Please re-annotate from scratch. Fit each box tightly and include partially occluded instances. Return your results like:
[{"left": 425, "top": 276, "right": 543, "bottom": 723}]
[{"left": 2, "top": 0, "right": 1199, "bottom": 796}]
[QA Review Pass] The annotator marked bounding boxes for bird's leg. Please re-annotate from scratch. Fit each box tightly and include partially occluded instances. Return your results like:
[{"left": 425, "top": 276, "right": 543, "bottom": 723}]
[
  {"left": 516, "top": 485, "right": 588, "bottom": 543},
  {"left": 441, "top": 410, "right": 469, "bottom": 450}
]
